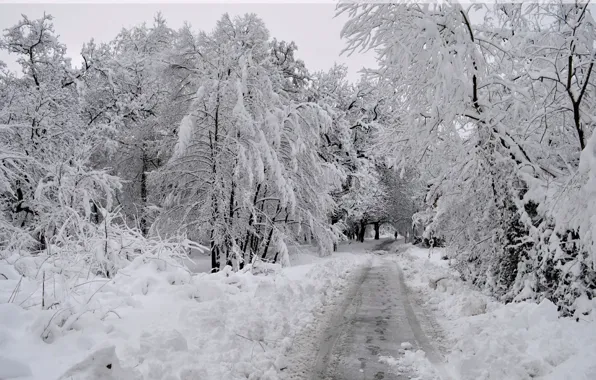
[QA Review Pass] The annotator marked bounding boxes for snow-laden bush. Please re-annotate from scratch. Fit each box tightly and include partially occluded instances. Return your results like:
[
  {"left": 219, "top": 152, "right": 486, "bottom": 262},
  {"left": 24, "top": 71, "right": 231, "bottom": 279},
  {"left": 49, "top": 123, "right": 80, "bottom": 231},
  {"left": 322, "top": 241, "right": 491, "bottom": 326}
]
[{"left": 1, "top": 222, "right": 203, "bottom": 344}]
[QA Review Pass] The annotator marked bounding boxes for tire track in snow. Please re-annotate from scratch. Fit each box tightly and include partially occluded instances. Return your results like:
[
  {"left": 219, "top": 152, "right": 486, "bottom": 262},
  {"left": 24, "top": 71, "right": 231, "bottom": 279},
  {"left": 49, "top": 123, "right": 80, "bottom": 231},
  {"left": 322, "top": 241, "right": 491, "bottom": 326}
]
[
  {"left": 283, "top": 257, "right": 371, "bottom": 380},
  {"left": 286, "top": 239, "right": 451, "bottom": 380},
  {"left": 311, "top": 263, "right": 371, "bottom": 379},
  {"left": 394, "top": 262, "right": 451, "bottom": 379}
]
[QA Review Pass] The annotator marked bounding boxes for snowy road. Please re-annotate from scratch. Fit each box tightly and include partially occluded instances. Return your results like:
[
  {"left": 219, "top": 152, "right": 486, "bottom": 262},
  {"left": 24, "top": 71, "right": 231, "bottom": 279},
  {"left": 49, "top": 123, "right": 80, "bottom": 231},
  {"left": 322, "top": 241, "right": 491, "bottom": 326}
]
[{"left": 302, "top": 239, "right": 444, "bottom": 380}]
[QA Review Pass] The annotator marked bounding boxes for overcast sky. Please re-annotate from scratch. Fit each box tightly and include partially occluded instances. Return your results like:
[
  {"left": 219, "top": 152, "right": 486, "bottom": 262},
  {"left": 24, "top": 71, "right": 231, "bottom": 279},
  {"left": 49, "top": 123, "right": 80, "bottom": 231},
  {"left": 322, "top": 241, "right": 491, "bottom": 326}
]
[{"left": 0, "top": 3, "right": 377, "bottom": 82}]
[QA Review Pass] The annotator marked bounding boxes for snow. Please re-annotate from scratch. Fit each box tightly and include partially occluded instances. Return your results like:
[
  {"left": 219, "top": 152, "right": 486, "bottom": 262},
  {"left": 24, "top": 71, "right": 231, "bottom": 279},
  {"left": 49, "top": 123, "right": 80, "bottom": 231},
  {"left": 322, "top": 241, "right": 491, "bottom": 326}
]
[
  {"left": 0, "top": 246, "right": 369, "bottom": 380},
  {"left": 0, "top": 356, "right": 33, "bottom": 379},
  {"left": 182, "top": 251, "right": 212, "bottom": 273},
  {"left": 57, "top": 346, "right": 142, "bottom": 380},
  {"left": 388, "top": 243, "right": 596, "bottom": 380},
  {"left": 406, "top": 246, "right": 450, "bottom": 268},
  {"left": 380, "top": 350, "right": 439, "bottom": 380},
  {"left": 5, "top": 238, "right": 593, "bottom": 380}
]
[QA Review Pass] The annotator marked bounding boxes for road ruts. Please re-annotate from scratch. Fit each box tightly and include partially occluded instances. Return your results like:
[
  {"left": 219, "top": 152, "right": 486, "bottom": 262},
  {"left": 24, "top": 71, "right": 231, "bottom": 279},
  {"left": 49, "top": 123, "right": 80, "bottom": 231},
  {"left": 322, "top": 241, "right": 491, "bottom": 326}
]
[{"left": 313, "top": 239, "right": 441, "bottom": 380}]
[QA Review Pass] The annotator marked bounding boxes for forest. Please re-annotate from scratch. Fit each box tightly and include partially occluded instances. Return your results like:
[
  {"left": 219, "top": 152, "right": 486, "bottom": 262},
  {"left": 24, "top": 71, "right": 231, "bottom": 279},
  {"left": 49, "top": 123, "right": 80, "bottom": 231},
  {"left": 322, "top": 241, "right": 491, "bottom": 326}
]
[{"left": 1, "top": 0, "right": 595, "bottom": 328}]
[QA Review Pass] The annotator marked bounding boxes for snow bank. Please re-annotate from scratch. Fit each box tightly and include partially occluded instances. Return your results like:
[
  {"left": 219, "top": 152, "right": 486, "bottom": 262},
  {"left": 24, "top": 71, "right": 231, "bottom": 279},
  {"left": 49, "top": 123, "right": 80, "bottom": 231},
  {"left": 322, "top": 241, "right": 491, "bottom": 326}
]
[
  {"left": 380, "top": 350, "right": 438, "bottom": 380},
  {"left": 390, "top": 244, "right": 596, "bottom": 380},
  {"left": 288, "top": 238, "right": 383, "bottom": 266},
  {"left": 0, "top": 251, "right": 368, "bottom": 380}
]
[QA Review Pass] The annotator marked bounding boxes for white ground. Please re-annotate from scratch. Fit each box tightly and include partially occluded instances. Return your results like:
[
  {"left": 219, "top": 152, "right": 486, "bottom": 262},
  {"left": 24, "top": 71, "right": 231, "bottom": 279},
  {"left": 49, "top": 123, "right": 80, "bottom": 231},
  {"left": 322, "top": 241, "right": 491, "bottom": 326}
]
[
  {"left": 383, "top": 243, "right": 596, "bottom": 380},
  {"left": 2, "top": 239, "right": 595, "bottom": 380},
  {"left": 282, "top": 238, "right": 447, "bottom": 380},
  {"left": 0, "top": 245, "right": 370, "bottom": 380}
]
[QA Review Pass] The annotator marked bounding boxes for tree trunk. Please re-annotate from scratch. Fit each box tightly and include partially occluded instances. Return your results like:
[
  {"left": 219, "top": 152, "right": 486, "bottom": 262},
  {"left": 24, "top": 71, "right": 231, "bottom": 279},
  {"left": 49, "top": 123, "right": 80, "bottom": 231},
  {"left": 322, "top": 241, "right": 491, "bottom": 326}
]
[
  {"left": 211, "top": 248, "right": 219, "bottom": 272},
  {"left": 358, "top": 220, "right": 366, "bottom": 242},
  {"left": 374, "top": 222, "right": 380, "bottom": 240},
  {"left": 242, "top": 183, "right": 261, "bottom": 254},
  {"left": 209, "top": 86, "right": 221, "bottom": 273},
  {"left": 210, "top": 229, "right": 219, "bottom": 272},
  {"left": 261, "top": 226, "right": 275, "bottom": 260},
  {"left": 139, "top": 146, "right": 148, "bottom": 237},
  {"left": 91, "top": 202, "right": 100, "bottom": 224}
]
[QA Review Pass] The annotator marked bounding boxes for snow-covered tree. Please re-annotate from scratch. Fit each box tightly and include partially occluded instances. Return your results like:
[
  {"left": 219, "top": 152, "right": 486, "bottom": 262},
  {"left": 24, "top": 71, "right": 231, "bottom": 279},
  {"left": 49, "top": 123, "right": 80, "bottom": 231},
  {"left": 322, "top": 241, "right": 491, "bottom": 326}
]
[
  {"left": 340, "top": 1, "right": 596, "bottom": 315},
  {"left": 79, "top": 14, "right": 177, "bottom": 236},
  {"left": 0, "top": 14, "right": 119, "bottom": 254},
  {"left": 155, "top": 14, "right": 342, "bottom": 270}
]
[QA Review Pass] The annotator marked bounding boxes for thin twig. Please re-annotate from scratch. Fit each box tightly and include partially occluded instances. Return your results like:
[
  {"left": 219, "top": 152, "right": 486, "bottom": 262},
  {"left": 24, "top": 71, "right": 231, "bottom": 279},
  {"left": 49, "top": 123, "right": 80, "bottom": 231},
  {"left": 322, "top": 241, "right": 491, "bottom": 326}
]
[
  {"left": 42, "top": 271, "right": 45, "bottom": 309},
  {"left": 235, "top": 333, "right": 266, "bottom": 352},
  {"left": 101, "top": 310, "right": 122, "bottom": 320},
  {"left": 7, "top": 276, "right": 23, "bottom": 303}
]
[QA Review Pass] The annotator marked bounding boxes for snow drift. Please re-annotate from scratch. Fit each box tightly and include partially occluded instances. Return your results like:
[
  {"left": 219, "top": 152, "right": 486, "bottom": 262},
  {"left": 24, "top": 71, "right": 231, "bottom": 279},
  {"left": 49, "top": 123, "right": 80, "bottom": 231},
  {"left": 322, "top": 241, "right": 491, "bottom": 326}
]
[
  {"left": 0, "top": 249, "right": 368, "bottom": 380},
  {"left": 389, "top": 245, "right": 596, "bottom": 380}
]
